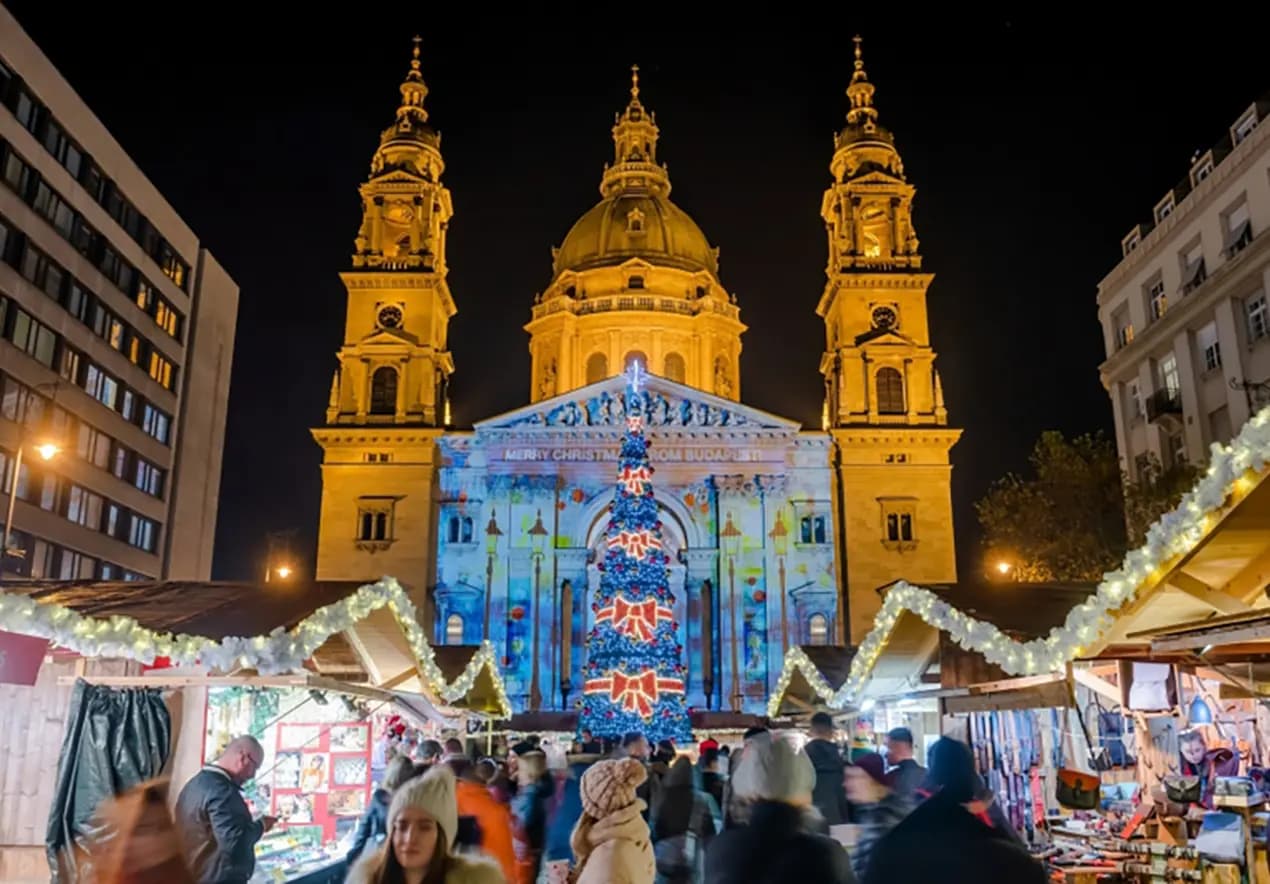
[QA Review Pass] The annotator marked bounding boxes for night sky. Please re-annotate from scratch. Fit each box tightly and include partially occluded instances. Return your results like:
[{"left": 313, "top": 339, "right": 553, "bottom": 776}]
[{"left": 7, "top": 8, "right": 1266, "bottom": 579}]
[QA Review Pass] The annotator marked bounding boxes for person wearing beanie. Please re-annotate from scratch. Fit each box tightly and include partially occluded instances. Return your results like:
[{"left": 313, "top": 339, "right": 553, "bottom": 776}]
[
  {"left": 348, "top": 755, "right": 421, "bottom": 865},
  {"left": 863, "top": 738, "right": 1044, "bottom": 884},
  {"left": 704, "top": 735, "right": 854, "bottom": 884},
  {"left": 570, "top": 757, "right": 655, "bottom": 884},
  {"left": 843, "top": 752, "right": 905, "bottom": 880},
  {"left": 346, "top": 765, "right": 503, "bottom": 884}
]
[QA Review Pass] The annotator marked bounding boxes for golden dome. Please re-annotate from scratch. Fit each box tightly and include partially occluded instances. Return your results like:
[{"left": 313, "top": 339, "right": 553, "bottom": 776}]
[
  {"left": 554, "top": 193, "right": 718, "bottom": 275},
  {"left": 553, "top": 66, "right": 719, "bottom": 278}
]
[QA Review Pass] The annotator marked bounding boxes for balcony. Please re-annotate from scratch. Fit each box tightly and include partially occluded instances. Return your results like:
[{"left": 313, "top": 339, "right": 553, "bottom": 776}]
[{"left": 1145, "top": 388, "right": 1183, "bottom": 423}]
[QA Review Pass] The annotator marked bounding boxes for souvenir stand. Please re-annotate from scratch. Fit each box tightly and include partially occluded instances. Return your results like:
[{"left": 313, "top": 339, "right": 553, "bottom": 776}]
[
  {"left": 780, "top": 406, "right": 1270, "bottom": 881},
  {"left": 0, "top": 576, "right": 510, "bottom": 884}
]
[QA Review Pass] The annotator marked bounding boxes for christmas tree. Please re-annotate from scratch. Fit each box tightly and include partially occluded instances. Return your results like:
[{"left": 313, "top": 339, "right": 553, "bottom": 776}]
[{"left": 580, "top": 362, "right": 691, "bottom": 743}]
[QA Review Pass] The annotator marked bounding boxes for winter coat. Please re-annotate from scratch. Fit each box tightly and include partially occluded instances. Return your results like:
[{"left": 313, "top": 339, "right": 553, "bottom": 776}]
[
  {"left": 703, "top": 800, "right": 854, "bottom": 884},
  {"left": 544, "top": 761, "right": 590, "bottom": 863},
  {"left": 698, "top": 771, "right": 725, "bottom": 823},
  {"left": 345, "top": 846, "right": 504, "bottom": 884},
  {"left": 512, "top": 775, "right": 553, "bottom": 884},
  {"left": 650, "top": 758, "right": 716, "bottom": 883},
  {"left": 455, "top": 778, "right": 517, "bottom": 884},
  {"left": 862, "top": 791, "right": 1045, "bottom": 884},
  {"left": 346, "top": 788, "right": 391, "bottom": 864},
  {"left": 570, "top": 799, "right": 655, "bottom": 884},
  {"left": 174, "top": 766, "right": 264, "bottom": 884},
  {"left": 850, "top": 792, "right": 907, "bottom": 881},
  {"left": 804, "top": 739, "right": 850, "bottom": 826},
  {"left": 888, "top": 758, "right": 926, "bottom": 812}
]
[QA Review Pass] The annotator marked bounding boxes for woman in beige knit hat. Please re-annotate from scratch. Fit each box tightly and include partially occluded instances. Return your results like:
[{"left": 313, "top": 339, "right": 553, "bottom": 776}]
[
  {"left": 570, "top": 757, "right": 655, "bottom": 884},
  {"left": 347, "top": 765, "right": 504, "bottom": 884}
]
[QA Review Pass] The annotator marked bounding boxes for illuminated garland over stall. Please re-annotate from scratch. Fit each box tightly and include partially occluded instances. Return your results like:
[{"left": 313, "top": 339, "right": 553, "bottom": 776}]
[
  {"left": 0, "top": 576, "right": 512, "bottom": 718},
  {"left": 769, "top": 406, "right": 1270, "bottom": 718}
]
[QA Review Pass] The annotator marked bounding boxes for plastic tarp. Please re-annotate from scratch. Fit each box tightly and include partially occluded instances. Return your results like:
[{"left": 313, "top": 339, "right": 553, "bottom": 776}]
[{"left": 45, "top": 679, "right": 172, "bottom": 882}]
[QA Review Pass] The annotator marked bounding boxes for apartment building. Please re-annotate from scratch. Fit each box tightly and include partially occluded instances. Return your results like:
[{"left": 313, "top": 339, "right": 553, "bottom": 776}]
[
  {"left": 0, "top": 6, "right": 238, "bottom": 580},
  {"left": 1098, "top": 91, "right": 1270, "bottom": 479}
]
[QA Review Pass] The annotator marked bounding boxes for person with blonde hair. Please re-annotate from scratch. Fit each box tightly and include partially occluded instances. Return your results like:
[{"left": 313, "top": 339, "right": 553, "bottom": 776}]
[
  {"left": 346, "top": 765, "right": 503, "bottom": 884},
  {"left": 570, "top": 757, "right": 655, "bottom": 884}
]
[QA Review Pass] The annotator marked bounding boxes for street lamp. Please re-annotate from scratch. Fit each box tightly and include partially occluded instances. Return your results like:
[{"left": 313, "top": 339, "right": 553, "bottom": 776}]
[
  {"left": 769, "top": 510, "right": 790, "bottom": 655},
  {"left": 995, "top": 561, "right": 1012, "bottom": 576},
  {"left": 720, "top": 511, "right": 743, "bottom": 711},
  {"left": 2, "top": 385, "right": 63, "bottom": 581},
  {"left": 527, "top": 509, "right": 549, "bottom": 710},
  {"left": 484, "top": 511, "right": 503, "bottom": 637}
]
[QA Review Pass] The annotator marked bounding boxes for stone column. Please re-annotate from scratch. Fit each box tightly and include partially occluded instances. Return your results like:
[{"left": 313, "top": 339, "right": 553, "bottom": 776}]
[{"left": 682, "top": 548, "right": 719, "bottom": 710}]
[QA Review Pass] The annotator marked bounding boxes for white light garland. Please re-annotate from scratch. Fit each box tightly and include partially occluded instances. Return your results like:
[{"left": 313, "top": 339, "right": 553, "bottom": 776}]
[
  {"left": 0, "top": 576, "right": 512, "bottom": 718},
  {"left": 766, "top": 645, "right": 838, "bottom": 718},
  {"left": 831, "top": 405, "right": 1270, "bottom": 708}
]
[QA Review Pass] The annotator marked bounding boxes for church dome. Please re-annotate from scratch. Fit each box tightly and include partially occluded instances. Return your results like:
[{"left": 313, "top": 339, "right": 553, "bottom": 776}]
[{"left": 554, "top": 192, "right": 718, "bottom": 276}]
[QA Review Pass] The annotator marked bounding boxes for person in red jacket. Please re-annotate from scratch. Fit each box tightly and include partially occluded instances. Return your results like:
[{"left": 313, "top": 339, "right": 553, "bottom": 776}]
[{"left": 450, "top": 758, "right": 517, "bottom": 882}]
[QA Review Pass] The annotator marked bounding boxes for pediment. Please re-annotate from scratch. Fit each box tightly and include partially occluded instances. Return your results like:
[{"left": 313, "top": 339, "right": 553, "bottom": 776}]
[
  {"left": 474, "top": 374, "right": 800, "bottom": 432},
  {"left": 854, "top": 327, "right": 916, "bottom": 347},
  {"left": 360, "top": 326, "right": 420, "bottom": 346}
]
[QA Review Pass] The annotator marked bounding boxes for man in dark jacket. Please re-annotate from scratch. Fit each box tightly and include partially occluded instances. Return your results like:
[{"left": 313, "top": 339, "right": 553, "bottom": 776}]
[
  {"left": 883, "top": 727, "right": 926, "bottom": 809},
  {"left": 864, "top": 738, "right": 1044, "bottom": 884},
  {"left": 805, "top": 712, "right": 849, "bottom": 826},
  {"left": 705, "top": 734, "right": 854, "bottom": 884},
  {"left": 175, "top": 735, "right": 276, "bottom": 884}
]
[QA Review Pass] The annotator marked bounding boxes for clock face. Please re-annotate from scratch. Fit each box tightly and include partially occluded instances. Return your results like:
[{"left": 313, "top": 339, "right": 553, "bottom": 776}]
[
  {"left": 871, "top": 305, "right": 898, "bottom": 330},
  {"left": 384, "top": 203, "right": 414, "bottom": 226},
  {"left": 377, "top": 305, "right": 403, "bottom": 329}
]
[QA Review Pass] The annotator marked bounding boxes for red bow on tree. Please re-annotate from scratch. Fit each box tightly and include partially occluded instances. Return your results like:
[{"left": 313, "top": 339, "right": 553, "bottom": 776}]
[
  {"left": 583, "top": 669, "right": 685, "bottom": 720},
  {"left": 608, "top": 529, "right": 660, "bottom": 559},
  {"left": 595, "top": 596, "right": 673, "bottom": 641},
  {"left": 618, "top": 465, "right": 651, "bottom": 495}
]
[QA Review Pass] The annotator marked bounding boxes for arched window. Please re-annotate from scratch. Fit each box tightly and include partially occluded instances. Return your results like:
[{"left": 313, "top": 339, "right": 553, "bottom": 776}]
[
  {"left": 447, "top": 517, "right": 460, "bottom": 544},
  {"left": 460, "top": 517, "right": 474, "bottom": 544},
  {"left": 585, "top": 352, "right": 608, "bottom": 384},
  {"left": 876, "top": 367, "right": 905, "bottom": 414},
  {"left": 370, "top": 366, "right": 398, "bottom": 415},
  {"left": 624, "top": 350, "right": 648, "bottom": 372},
  {"left": 664, "top": 352, "right": 686, "bottom": 383},
  {"left": 809, "top": 613, "right": 829, "bottom": 645},
  {"left": 445, "top": 613, "right": 464, "bottom": 645}
]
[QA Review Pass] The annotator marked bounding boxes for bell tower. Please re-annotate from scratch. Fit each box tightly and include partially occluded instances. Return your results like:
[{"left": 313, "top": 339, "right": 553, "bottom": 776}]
[
  {"left": 819, "top": 38, "right": 962, "bottom": 642},
  {"left": 328, "top": 35, "right": 455, "bottom": 428},
  {"left": 312, "top": 37, "right": 453, "bottom": 593}
]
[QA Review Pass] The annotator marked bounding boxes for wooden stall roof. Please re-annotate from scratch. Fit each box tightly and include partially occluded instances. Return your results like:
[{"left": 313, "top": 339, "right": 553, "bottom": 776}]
[
  {"left": 925, "top": 582, "right": 1099, "bottom": 640},
  {"left": 1, "top": 579, "right": 366, "bottom": 639},
  {"left": 768, "top": 645, "right": 855, "bottom": 717},
  {"left": 430, "top": 645, "right": 506, "bottom": 716}
]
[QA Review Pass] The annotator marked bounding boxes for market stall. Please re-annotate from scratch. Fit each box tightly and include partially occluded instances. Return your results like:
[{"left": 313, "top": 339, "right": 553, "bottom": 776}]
[{"left": 0, "top": 576, "right": 511, "bottom": 882}]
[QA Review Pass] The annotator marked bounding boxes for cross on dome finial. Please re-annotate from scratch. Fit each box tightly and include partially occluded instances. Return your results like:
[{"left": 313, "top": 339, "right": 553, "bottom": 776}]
[
  {"left": 853, "top": 35, "right": 863, "bottom": 71},
  {"left": 412, "top": 34, "right": 422, "bottom": 67},
  {"left": 630, "top": 64, "right": 640, "bottom": 101},
  {"left": 625, "top": 359, "right": 647, "bottom": 394}
]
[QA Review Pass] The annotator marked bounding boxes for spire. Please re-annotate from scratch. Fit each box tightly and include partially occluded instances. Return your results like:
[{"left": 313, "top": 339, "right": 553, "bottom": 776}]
[
  {"left": 845, "top": 35, "right": 878, "bottom": 131},
  {"left": 397, "top": 35, "right": 429, "bottom": 125},
  {"left": 603, "top": 64, "right": 669, "bottom": 197}
]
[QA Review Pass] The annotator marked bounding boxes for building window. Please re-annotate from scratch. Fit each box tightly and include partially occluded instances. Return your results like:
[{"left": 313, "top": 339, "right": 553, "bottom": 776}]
[
  {"left": 1122, "top": 230, "right": 1140, "bottom": 256},
  {"left": 808, "top": 613, "right": 829, "bottom": 646},
  {"left": 128, "top": 515, "right": 158, "bottom": 552},
  {"left": 585, "top": 352, "right": 607, "bottom": 384},
  {"left": 627, "top": 275, "right": 645, "bottom": 290},
  {"left": 664, "top": 352, "right": 686, "bottom": 384},
  {"left": 1149, "top": 279, "right": 1167, "bottom": 320},
  {"left": 1197, "top": 322, "right": 1222, "bottom": 372},
  {"left": 364, "top": 452, "right": 392, "bottom": 463},
  {"left": 1155, "top": 195, "right": 1175, "bottom": 223},
  {"left": 1181, "top": 242, "right": 1206, "bottom": 294},
  {"left": 356, "top": 498, "right": 396, "bottom": 548},
  {"left": 880, "top": 499, "right": 917, "bottom": 549},
  {"left": 798, "top": 515, "right": 828, "bottom": 545},
  {"left": 369, "top": 366, "right": 398, "bottom": 415},
  {"left": 1159, "top": 353, "right": 1180, "bottom": 396},
  {"left": 1233, "top": 109, "right": 1259, "bottom": 144},
  {"left": 1223, "top": 201, "right": 1253, "bottom": 257},
  {"left": 626, "top": 208, "right": 645, "bottom": 233},
  {"left": 1247, "top": 292, "right": 1269, "bottom": 343},
  {"left": 446, "top": 613, "right": 465, "bottom": 645},
  {"left": 875, "top": 367, "right": 905, "bottom": 414},
  {"left": 1165, "top": 432, "right": 1187, "bottom": 468},
  {"left": 1190, "top": 155, "right": 1214, "bottom": 186},
  {"left": 623, "top": 350, "right": 648, "bottom": 372},
  {"left": 1112, "top": 306, "right": 1134, "bottom": 349}
]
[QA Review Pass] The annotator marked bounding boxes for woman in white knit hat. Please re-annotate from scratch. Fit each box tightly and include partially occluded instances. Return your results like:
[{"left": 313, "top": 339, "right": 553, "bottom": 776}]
[
  {"left": 347, "top": 765, "right": 504, "bottom": 884},
  {"left": 570, "top": 757, "right": 655, "bottom": 884}
]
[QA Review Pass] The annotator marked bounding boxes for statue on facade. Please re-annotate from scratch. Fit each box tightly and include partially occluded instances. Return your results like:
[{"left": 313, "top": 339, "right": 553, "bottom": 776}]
[{"left": 538, "top": 358, "right": 557, "bottom": 399}]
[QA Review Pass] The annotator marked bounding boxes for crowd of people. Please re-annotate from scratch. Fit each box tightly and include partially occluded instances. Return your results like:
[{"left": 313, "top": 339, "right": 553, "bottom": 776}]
[{"left": 162, "top": 715, "right": 1049, "bottom": 884}]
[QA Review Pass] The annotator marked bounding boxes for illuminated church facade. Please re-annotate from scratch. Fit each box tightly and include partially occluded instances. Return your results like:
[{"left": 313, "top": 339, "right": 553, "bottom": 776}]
[{"left": 312, "top": 38, "right": 961, "bottom": 715}]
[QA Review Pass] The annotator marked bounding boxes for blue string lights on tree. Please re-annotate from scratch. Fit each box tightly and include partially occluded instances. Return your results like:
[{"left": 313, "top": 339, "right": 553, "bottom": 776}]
[{"left": 580, "top": 361, "right": 691, "bottom": 742}]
